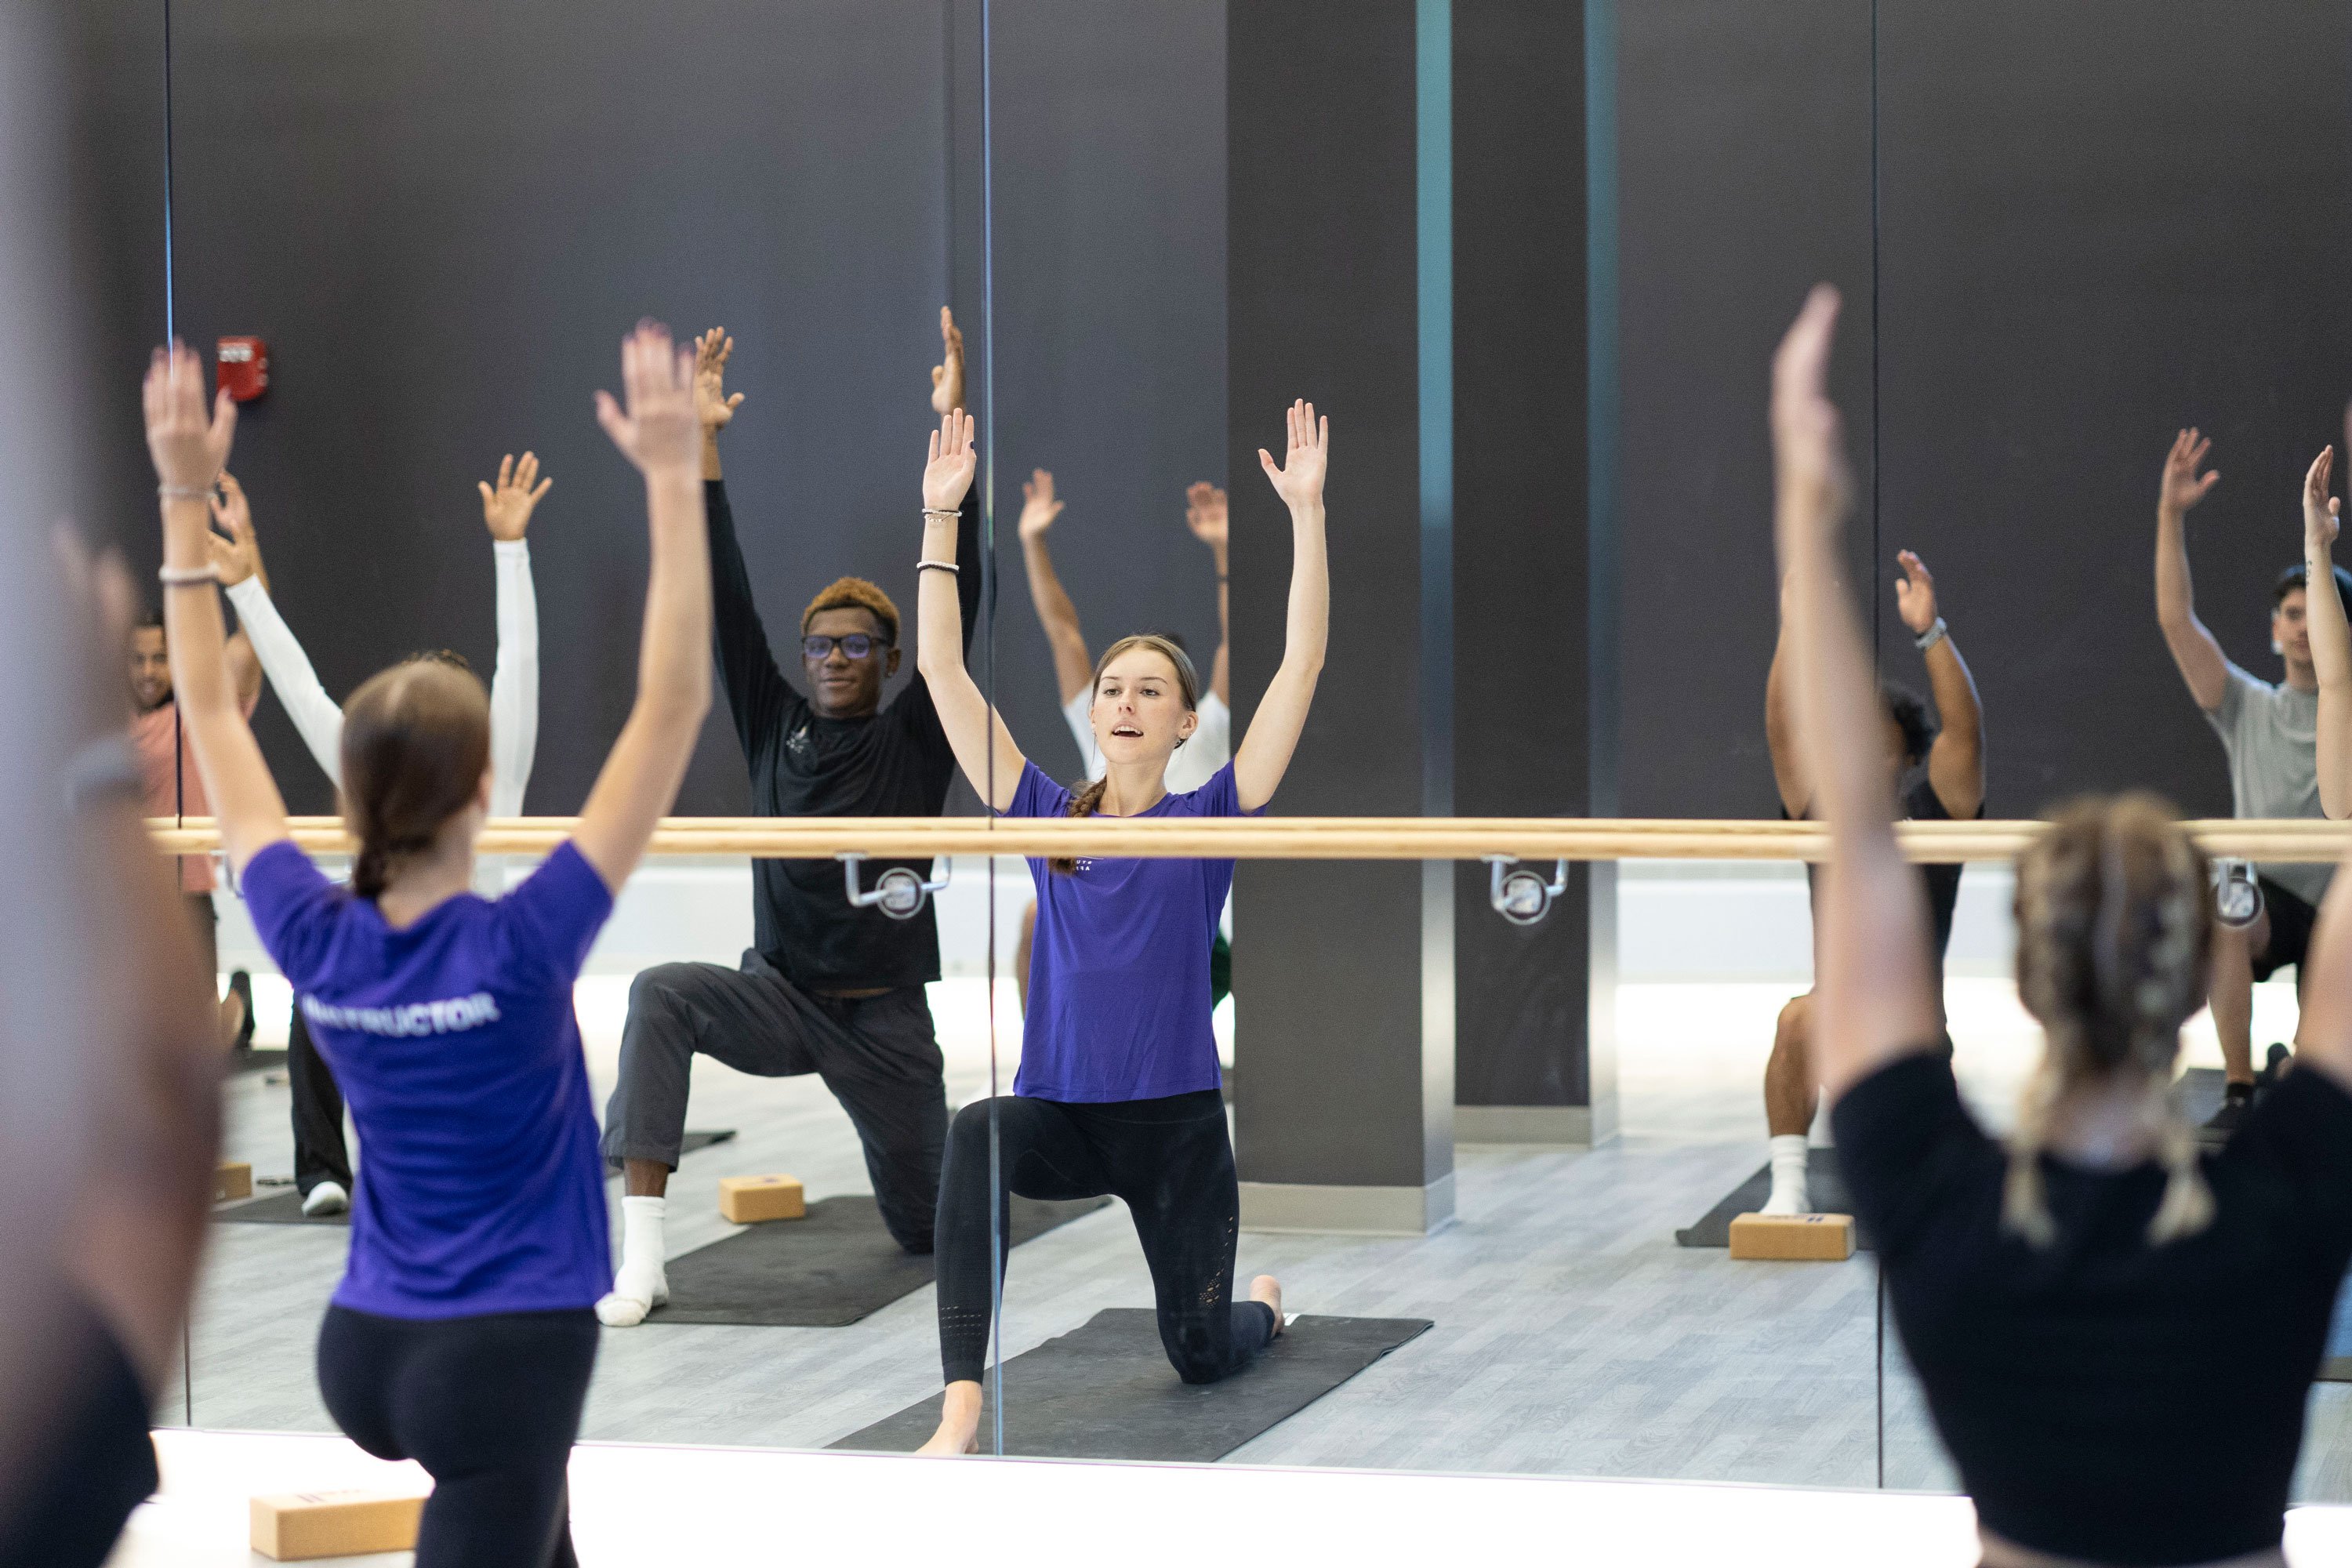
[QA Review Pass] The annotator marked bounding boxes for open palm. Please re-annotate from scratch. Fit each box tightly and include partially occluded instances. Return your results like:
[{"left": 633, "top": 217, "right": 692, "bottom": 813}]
[{"left": 1258, "top": 399, "right": 1327, "bottom": 510}]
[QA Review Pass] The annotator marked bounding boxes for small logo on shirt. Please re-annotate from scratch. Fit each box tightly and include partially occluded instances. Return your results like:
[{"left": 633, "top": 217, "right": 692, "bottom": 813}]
[
  {"left": 786, "top": 725, "right": 814, "bottom": 760},
  {"left": 301, "top": 992, "right": 503, "bottom": 1037}
]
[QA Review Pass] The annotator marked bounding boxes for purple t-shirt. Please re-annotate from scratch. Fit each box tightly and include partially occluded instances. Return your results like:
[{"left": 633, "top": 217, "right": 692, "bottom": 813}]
[
  {"left": 241, "top": 840, "right": 614, "bottom": 1319},
  {"left": 1010, "top": 759, "right": 1258, "bottom": 1102}
]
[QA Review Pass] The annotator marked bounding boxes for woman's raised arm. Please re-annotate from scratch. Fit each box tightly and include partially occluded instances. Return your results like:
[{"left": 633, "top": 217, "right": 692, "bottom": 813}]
[
  {"left": 571, "top": 323, "right": 713, "bottom": 891},
  {"left": 1232, "top": 400, "right": 1328, "bottom": 812},
  {"left": 1771, "top": 288, "right": 1942, "bottom": 1102},
  {"left": 145, "top": 343, "right": 289, "bottom": 874},
  {"left": 915, "top": 409, "right": 1026, "bottom": 811}
]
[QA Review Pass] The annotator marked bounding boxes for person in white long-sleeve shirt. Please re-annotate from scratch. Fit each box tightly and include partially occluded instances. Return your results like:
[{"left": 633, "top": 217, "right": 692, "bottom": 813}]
[
  {"left": 207, "top": 458, "right": 548, "bottom": 1214},
  {"left": 1013, "top": 470, "right": 1233, "bottom": 1013}
]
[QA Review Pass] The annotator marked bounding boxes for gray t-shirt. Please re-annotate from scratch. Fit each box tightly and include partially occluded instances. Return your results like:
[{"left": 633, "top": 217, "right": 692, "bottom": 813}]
[{"left": 2208, "top": 661, "right": 2333, "bottom": 907}]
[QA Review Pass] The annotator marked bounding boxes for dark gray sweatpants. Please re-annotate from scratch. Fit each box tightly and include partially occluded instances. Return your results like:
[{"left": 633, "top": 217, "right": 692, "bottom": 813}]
[{"left": 598, "top": 951, "right": 948, "bottom": 1254}]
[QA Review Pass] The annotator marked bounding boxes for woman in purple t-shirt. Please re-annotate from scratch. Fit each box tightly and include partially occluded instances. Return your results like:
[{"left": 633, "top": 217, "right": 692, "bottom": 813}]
[
  {"left": 909, "top": 399, "right": 1330, "bottom": 1454},
  {"left": 142, "top": 325, "right": 712, "bottom": 1566}
]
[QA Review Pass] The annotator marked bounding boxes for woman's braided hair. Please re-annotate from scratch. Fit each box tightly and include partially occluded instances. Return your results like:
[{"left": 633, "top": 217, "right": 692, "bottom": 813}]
[
  {"left": 2005, "top": 793, "right": 2214, "bottom": 1247},
  {"left": 1049, "top": 633, "right": 1200, "bottom": 877}
]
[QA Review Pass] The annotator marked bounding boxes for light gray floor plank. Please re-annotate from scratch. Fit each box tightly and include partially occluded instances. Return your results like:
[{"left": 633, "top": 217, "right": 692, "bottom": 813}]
[{"left": 177, "top": 982, "right": 2352, "bottom": 1501}]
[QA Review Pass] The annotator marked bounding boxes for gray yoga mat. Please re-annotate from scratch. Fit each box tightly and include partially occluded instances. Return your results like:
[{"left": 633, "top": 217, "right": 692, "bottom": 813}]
[
  {"left": 830, "top": 1308, "right": 1433, "bottom": 1461},
  {"left": 214, "top": 1129, "right": 739, "bottom": 1225},
  {"left": 647, "top": 1193, "right": 1113, "bottom": 1327},
  {"left": 1675, "top": 1146, "right": 1872, "bottom": 1250}
]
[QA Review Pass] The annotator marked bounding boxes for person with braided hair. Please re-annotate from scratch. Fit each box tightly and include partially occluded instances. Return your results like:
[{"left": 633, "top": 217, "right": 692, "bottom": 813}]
[
  {"left": 1773, "top": 284, "right": 2352, "bottom": 1568},
  {"left": 909, "top": 397, "right": 1328, "bottom": 1455}
]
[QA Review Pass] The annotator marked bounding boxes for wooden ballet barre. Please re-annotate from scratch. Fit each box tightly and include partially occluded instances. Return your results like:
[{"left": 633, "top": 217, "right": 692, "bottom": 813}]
[{"left": 140, "top": 816, "right": 2352, "bottom": 862}]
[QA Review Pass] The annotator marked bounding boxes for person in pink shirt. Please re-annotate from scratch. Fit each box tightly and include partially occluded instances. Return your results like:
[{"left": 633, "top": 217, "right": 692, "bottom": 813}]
[{"left": 126, "top": 599, "right": 260, "bottom": 1049}]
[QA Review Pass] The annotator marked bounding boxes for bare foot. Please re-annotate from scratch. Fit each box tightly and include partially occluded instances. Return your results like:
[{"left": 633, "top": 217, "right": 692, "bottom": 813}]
[
  {"left": 916, "top": 1379, "right": 984, "bottom": 1456},
  {"left": 1249, "top": 1274, "right": 1284, "bottom": 1334}
]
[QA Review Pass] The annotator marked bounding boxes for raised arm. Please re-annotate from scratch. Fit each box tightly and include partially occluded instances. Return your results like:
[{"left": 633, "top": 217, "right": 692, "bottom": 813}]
[
  {"left": 144, "top": 342, "right": 288, "bottom": 872},
  {"left": 479, "top": 452, "right": 550, "bottom": 817},
  {"left": 2305, "top": 443, "right": 2352, "bottom": 819},
  {"left": 690, "top": 328, "right": 795, "bottom": 757},
  {"left": 1894, "top": 550, "right": 1984, "bottom": 820},
  {"left": 1186, "top": 482, "right": 1231, "bottom": 706},
  {"left": 1017, "top": 468, "right": 1091, "bottom": 703},
  {"left": 1231, "top": 401, "right": 1329, "bottom": 811},
  {"left": 916, "top": 409, "right": 1025, "bottom": 809},
  {"left": 1763, "top": 583, "right": 1808, "bottom": 818},
  {"left": 210, "top": 474, "right": 346, "bottom": 785},
  {"left": 1771, "top": 288, "right": 1942, "bottom": 1102},
  {"left": 571, "top": 324, "right": 713, "bottom": 891},
  {"left": 2154, "top": 428, "right": 2229, "bottom": 712}
]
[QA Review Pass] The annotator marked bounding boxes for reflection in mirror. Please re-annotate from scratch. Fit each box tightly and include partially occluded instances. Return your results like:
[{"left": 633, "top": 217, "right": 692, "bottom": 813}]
[{"left": 34, "top": 0, "right": 2352, "bottom": 1561}]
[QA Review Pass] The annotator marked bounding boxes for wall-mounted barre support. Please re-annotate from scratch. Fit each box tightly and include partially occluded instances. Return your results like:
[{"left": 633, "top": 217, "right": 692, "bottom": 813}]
[
  {"left": 1484, "top": 855, "right": 1570, "bottom": 926},
  {"left": 839, "top": 851, "right": 950, "bottom": 921}
]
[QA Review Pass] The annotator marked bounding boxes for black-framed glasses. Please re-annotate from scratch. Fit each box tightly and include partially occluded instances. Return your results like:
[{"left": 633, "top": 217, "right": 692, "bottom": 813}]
[{"left": 802, "top": 633, "right": 890, "bottom": 661}]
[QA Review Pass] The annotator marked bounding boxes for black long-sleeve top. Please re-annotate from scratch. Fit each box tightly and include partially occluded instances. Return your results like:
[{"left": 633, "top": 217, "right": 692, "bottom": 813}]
[{"left": 706, "top": 477, "right": 981, "bottom": 991}]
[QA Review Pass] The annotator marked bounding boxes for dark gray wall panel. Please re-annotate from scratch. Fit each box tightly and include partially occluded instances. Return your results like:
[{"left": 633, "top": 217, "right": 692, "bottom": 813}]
[
  {"left": 1616, "top": 0, "right": 1876, "bottom": 818},
  {"left": 144, "top": 1, "right": 953, "bottom": 815},
  {"left": 985, "top": 0, "right": 1226, "bottom": 780},
  {"left": 1875, "top": 0, "right": 2352, "bottom": 816}
]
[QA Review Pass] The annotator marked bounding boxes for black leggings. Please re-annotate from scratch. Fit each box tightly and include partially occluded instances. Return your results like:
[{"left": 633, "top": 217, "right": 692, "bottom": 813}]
[
  {"left": 935, "top": 1089, "right": 1276, "bottom": 1387},
  {"left": 317, "top": 1306, "right": 597, "bottom": 1568},
  {"left": 0, "top": 1297, "right": 156, "bottom": 1568}
]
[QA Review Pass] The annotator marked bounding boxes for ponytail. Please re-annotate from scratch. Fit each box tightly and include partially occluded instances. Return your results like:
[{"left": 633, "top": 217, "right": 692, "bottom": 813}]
[{"left": 339, "top": 659, "right": 491, "bottom": 901}]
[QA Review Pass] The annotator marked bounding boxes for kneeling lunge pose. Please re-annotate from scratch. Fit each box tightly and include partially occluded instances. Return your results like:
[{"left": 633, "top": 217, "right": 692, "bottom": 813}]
[
  {"left": 148, "top": 325, "right": 711, "bottom": 1567},
  {"left": 912, "top": 399, "right": 1328, "bottom": 1455}
]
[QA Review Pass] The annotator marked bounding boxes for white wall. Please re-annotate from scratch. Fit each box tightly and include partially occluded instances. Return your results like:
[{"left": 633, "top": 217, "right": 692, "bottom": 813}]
[{"left": 216, "top": 856, "right": 2017, "bottom": 986}]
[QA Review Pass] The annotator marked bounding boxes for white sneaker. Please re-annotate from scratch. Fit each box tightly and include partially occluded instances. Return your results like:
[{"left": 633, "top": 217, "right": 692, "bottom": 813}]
[{"left": 301, "top": 1181, "right": 350, "bottom": 1218}]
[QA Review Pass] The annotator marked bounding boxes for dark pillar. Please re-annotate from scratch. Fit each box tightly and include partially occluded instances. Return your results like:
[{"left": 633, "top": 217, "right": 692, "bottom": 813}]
[
  {"left": 1450, "top": 0, "right": 1619, "bottom": 1144},
  {"left": 1228, "top": 0, "right": 1454, "bottom": 1233}
]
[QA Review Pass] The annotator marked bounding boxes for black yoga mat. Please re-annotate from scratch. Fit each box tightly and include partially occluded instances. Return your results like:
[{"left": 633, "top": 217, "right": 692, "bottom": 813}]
[
  {"left": 1675, "top": 1146, "right": 1873, "bottom": 1250},
  {"left": 215, "top": 1130, "right": 739, "bottom": 1225},
  {"left": 831, "top": 1308, "right": 1432, "bottom": 1461},
  {"left": 647, "top": 1193, "right": 1112, "bottom": 1327}
]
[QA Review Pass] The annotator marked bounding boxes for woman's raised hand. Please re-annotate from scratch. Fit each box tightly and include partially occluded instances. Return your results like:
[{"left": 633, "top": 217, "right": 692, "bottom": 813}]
[
  {"left": 2304, "top": 446, "right": 2340, "bottom": 554},
  {"left": 1769, "top": 284, "right": 1851, "bottom": 550},
  {"left": 479, "top": 452, "right": 554, "bottom": 541},
  {"left": 142, "top": 342, "right": 236, "bottom": 495},
  {"left": 205, "top": 474, "right": 262, "bottom": 586},
  {"left": 1257, "top": 398, "right": 1327, "bottom": 511},
  {"left": 924, "top": 408, "right": 978, "bottom": 513},
  {"left": 1018, "top": 468, "right": 1063, "bottom": 541},
  {"left": 595, "top": 322, "right": 700, "bottom": 477}
]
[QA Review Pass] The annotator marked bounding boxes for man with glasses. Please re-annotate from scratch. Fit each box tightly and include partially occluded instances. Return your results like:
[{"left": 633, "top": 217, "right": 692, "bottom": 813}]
[{"left": 597, "top": 314, "right": 979, "bottom": 1326}]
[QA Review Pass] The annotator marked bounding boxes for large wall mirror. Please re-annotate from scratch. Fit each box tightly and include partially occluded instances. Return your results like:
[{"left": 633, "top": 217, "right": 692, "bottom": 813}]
[{"left": 50, "top": 0, "right": 2352, "bottom": 1556}]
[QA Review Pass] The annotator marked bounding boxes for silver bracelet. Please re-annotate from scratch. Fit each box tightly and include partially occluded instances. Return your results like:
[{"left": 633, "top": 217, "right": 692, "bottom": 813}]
[
  {"left": 917, "top": 559, "right": 960, "bottom": 575},
  {"left": 158, "top": 563, "right": 220, "bottom": 586},
  {"left": 158, "top": 484, "right": 212, "bottom": 501},
  {"left": 1914, "top": 615, "right": 1948, "bottom": 653},
  {"left": 921, "top": 506, "right": 960, "bottom": 521}
]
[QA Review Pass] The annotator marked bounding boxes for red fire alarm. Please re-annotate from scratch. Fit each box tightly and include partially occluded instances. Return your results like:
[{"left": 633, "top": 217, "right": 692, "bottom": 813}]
[{"left": 216, "top": 337, "right": 269, "bottom": 402}]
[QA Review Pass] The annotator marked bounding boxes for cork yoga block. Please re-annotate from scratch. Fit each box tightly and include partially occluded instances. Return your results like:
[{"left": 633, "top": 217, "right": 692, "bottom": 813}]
[
  {"left": 250, "top": 1490, "right": 425, "bottom": 1560},
  {"left": 1727, "top": 1211, "right": 1855, "bottom": 1261},
  {"left": 718, "top": 1174, "right": 807, "bottom": 1224},
  {"left": 213, "top": 1162, "right": 253, "bottom": 1203}
]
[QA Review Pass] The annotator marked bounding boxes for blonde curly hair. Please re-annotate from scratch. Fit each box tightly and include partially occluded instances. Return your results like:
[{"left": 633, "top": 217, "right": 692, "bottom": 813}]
[{"left": 800, "top": 576, "right": 900, "bottom": 644}]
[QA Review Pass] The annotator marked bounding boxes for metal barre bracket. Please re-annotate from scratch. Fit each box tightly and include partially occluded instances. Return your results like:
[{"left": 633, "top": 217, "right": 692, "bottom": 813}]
[
  {"left": 839, "top": 851, "right": 950, "bottom": 920},
  {"left": 1485, "top": 854, "right": 1570, "bottom": 927}
]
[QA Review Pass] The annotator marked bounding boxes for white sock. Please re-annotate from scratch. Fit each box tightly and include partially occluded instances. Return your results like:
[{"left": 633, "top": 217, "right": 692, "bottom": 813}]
[
  {"left": 1761, "top": 1134, "right": 1812, "bottom": 1215},
  {"left": 597, "top": 1196, "right": 669, "bottom": 1327}
]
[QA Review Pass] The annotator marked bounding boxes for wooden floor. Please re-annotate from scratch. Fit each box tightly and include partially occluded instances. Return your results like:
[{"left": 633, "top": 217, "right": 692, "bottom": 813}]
[{"left": 180, "top": 977, "right": 2352, "bottom": 1498}]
